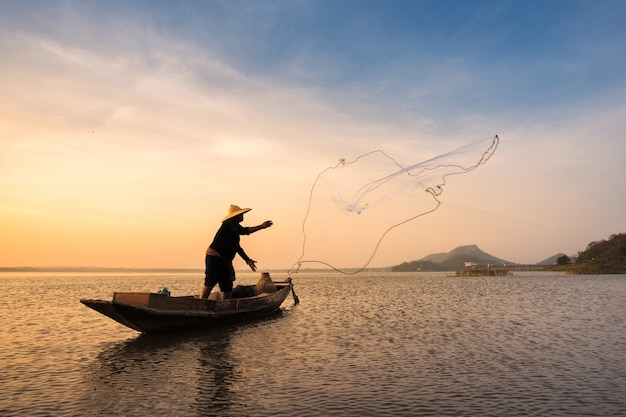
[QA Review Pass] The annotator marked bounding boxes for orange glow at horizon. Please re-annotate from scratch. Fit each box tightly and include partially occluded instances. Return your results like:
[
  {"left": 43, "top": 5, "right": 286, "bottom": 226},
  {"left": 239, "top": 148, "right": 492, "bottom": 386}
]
[{"left": 1, "top": 3, "right": 624, "bottom": 270}]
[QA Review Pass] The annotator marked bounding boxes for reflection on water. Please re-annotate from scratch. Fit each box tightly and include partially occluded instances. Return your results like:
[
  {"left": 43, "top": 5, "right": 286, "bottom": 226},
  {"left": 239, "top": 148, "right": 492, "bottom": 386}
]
[
  {"left": 2, "top": 272, "right": 626, "bottom": 417},
  {"left": 197, "top": 334, "right": 235, "bottom": 414},
  {"left": 80, "top": 312, "right": 287, "bottom": 417},
  {"left": 82, "top": 332, "right": 210, "bottom": 416}
]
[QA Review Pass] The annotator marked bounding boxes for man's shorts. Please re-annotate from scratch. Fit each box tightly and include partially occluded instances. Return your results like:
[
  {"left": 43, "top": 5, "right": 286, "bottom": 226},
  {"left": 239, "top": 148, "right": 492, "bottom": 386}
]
[{"left": 204, "top": 255, "right": 234, "bottom": 292}]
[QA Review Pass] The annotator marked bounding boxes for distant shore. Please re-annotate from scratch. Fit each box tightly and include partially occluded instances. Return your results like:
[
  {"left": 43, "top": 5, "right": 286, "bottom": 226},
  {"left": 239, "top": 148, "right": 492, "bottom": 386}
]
[
  {"left": 0, "top": 266, "right": 390, "bottom": 274},
  {"left": 0, "top": 266, "right": 204, "bottom": 273}
]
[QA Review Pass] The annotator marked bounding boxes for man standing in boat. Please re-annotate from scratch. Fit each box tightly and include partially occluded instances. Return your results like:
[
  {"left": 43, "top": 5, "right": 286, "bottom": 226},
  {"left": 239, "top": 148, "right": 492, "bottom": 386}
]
[{"left": 200, "top": 204, "right": 273, "bottom": 300}]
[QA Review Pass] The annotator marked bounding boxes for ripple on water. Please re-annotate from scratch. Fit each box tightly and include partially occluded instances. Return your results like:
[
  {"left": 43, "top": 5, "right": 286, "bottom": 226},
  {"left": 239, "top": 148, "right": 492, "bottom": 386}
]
[{"left": 1, "top": 272, "right": 626, "bottom": 416}]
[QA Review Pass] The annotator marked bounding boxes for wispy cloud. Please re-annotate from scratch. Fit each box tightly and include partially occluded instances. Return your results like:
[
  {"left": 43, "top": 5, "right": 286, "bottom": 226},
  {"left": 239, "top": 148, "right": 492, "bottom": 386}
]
[{"left": 1, "top": 1, "right": 625, "bottom": 268}]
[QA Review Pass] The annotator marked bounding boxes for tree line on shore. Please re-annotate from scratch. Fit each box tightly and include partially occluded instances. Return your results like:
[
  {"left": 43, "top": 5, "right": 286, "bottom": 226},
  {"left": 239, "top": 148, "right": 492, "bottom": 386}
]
[
  {"left": 556, "top": 232, "right": 626, "bottom": 274},
  {"left": 391, "top": 233, "right": 626, "bottom": 274}
]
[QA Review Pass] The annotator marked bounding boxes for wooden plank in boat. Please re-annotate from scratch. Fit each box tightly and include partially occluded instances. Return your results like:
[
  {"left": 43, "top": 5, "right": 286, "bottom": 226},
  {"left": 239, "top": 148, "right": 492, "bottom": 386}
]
[{"left": 113, "top": 292, "right": 212, "bottom": 311}]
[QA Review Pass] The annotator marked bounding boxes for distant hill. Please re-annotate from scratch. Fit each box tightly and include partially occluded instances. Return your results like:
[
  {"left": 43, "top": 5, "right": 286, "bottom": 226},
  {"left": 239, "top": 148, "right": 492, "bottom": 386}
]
[
  {"left": 420, "top": 245, "right": 511, "bottom": 265},
  {"left": 537, "top": 253, "right": 568, "bottom": 266},
  {"left": 392, "top": 244, "right": 515, "bottom": 272},
  {"left": 566, "top": 233, "right": 626, "bottom": 274}
]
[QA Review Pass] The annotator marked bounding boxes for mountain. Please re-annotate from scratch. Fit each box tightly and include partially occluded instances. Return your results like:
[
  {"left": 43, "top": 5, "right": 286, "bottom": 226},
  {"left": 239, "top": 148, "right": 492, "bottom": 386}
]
[
  {"left": 420, "top": 244, "right": 510, "bottom": 265},
  {"left": 392, "top": 233, "right": 626, "bottom": 273},
  {"left": 422, "top": 244, "right": 512, "bottom": 266},
  {"left": 536, "top": 253, "right": 568, "bottom": 266},
  {"left": 391, "top": 244, "right": 515, "bottom": 272}
]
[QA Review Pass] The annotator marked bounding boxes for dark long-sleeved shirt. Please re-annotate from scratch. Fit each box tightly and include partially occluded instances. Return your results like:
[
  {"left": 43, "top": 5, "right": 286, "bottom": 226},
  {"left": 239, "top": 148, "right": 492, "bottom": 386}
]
[{"left": 208, "top": 220, "right": 251, "bottom": 262}]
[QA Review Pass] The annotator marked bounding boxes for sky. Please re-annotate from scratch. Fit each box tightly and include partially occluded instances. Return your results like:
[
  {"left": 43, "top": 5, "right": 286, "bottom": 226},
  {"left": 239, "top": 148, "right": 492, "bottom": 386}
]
[{"left": 1, "top": 0, "right": 625, "bottom": 271}]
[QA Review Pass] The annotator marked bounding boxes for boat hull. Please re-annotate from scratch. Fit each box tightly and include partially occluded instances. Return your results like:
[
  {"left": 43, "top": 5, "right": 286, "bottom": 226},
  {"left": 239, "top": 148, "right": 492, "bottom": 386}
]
[{"left": 80, "top": 281, "right": 294, "bottom": 333}]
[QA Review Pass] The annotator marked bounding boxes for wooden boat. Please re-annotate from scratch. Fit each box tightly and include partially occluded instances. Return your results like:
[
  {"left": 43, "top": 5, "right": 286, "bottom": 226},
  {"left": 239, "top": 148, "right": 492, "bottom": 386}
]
[{"left": 80, "top": 275, "right": 298, "bottom": 333}]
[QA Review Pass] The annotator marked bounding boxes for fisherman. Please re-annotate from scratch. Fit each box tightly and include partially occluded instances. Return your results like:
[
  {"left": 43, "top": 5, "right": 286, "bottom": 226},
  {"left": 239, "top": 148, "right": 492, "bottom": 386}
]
[{"left": 200, "top": 204, "right": 273, "bottom": 299}]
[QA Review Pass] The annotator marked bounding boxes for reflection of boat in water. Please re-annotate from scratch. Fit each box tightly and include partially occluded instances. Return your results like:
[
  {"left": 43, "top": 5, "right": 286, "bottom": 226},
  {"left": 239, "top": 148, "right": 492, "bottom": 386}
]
[
  {"left": 80, "top": 274, "right": 298, "bottom": 333},
  {"left": 80, "top": 325, "right": 241, "bottom": 415}
]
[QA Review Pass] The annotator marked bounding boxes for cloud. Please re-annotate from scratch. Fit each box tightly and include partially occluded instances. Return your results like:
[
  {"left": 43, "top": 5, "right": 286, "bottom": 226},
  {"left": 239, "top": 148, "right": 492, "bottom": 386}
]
[{"left": 1, "top": 1, "right": 625, "bottom": 268}]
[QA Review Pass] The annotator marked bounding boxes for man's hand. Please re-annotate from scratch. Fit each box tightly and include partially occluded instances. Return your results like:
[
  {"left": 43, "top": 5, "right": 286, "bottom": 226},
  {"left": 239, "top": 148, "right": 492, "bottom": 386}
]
[{"left": 246, "top": 258, "right": 257, "bottom": 271}]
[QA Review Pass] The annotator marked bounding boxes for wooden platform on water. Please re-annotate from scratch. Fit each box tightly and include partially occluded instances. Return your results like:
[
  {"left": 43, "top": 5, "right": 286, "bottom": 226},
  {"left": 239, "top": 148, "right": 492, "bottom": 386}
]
[{"left": 455, "top": 268, "right": 512, "bottom": 277}]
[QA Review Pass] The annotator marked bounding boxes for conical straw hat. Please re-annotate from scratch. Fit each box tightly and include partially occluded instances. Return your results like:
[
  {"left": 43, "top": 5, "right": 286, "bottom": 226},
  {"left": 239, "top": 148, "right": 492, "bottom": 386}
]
[{"left": 222, "top": 204, "right": 251, "bottom": 221}]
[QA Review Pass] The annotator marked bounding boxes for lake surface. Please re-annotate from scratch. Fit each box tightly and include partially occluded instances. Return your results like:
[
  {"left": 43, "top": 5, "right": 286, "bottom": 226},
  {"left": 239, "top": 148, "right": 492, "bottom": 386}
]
[{"left": 1, "top": 271, "right": 625, "bottom": 417}]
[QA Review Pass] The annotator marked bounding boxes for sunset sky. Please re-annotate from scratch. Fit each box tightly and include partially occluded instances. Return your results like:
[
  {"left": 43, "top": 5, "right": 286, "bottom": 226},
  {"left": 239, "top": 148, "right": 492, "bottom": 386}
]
[{"left": 1, "top": 1, "right": 625, "bottom": 271}]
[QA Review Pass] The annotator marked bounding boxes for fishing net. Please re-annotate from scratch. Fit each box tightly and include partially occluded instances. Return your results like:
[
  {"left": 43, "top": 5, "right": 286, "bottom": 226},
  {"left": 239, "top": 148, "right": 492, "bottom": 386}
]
[{"left": 289, "top": 135, "right": 499, "bottom": 274}]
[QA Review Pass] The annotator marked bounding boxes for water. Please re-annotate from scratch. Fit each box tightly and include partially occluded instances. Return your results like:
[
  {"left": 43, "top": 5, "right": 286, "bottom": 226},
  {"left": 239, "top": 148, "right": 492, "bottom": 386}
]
[{"left": 1, "top": 271, "right": 625, "bottom": 416}]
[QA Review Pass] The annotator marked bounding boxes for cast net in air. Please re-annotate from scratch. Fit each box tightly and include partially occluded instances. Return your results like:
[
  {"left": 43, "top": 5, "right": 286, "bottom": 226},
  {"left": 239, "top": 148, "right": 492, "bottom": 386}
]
[{"left": 289, "top": 135, "right": 499, "bottom": 275}]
